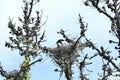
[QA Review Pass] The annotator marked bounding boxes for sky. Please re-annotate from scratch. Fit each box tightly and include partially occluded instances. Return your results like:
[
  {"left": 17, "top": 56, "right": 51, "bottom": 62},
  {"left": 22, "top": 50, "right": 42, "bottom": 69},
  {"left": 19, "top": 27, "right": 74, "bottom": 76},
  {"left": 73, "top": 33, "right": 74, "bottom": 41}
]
[{"left": 0, "top": 0, "right": 116, "bottom": 80}]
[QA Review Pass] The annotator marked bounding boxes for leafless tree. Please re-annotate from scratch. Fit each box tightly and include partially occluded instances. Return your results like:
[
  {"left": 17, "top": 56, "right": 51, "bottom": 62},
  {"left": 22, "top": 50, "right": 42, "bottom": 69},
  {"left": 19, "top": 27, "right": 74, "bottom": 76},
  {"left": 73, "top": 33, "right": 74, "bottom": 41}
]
[
  {"left": 1, "top": 0, "right": 120, "bottom": 80},
  {"left": 0, "top": 0, "right": 44, "bottom": 79}
]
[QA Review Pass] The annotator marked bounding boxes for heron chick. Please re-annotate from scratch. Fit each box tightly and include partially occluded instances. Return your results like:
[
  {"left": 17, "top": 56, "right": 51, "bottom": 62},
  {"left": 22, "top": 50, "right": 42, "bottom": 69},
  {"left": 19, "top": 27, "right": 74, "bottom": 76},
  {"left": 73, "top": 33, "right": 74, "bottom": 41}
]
[{"left": 46, "top": 41, "right": 90, "bottom": 66}]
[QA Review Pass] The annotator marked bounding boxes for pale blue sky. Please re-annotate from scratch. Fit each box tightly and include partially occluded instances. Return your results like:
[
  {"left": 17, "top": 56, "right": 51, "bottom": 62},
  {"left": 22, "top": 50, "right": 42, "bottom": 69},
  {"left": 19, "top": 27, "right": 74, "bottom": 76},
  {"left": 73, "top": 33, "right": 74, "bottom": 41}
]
[{"left": 0, "top": 0, "right": 115, "bottom": 80}]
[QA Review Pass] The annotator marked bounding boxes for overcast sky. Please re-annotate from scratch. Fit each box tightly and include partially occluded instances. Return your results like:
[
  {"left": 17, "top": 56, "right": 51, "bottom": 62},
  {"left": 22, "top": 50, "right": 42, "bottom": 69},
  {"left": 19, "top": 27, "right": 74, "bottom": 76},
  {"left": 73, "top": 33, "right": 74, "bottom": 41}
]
[{"left": 0, "top": 0, "right": 115, "bottom": 80}]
